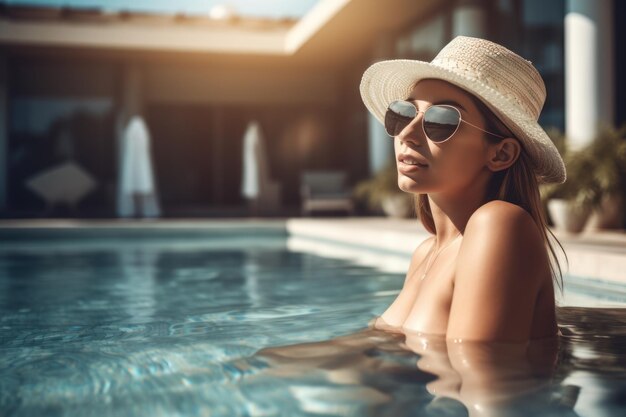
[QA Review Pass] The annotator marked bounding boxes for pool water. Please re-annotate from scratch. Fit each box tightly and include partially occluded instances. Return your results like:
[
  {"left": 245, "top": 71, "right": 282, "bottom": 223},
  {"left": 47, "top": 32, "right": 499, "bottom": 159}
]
[{"left": 0, "top": 235, "right": 625, "bottom": 416}]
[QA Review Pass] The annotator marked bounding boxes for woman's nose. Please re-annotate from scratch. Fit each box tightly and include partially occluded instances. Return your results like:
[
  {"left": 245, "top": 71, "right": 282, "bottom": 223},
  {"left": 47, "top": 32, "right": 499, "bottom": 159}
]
[{"left": 397, "top": 115, "right": 424, "bottom": 145}]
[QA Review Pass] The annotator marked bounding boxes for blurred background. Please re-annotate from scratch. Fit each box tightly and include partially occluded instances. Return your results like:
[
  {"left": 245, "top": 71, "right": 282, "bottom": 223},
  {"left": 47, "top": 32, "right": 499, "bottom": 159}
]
[{"left": 0, "top": 0, "right": 623, "bottom": 226}]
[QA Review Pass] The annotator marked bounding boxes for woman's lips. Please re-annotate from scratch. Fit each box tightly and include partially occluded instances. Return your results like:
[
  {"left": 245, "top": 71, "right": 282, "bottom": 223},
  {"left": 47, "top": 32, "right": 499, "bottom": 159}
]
[{"left": 398, "top": 161, "right": 428, "bottom": 174}]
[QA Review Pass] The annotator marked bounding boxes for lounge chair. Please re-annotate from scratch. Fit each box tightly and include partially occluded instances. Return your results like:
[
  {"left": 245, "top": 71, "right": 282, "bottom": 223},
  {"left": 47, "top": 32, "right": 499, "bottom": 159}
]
[{"left": 300, "top": 170, "right": 354, "bottom": 216}]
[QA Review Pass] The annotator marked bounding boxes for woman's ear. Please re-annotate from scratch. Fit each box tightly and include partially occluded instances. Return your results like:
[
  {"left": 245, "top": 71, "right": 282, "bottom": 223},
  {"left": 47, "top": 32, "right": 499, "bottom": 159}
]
[{"left": 487, "top": 138, "right": 521, "bottom": 172}]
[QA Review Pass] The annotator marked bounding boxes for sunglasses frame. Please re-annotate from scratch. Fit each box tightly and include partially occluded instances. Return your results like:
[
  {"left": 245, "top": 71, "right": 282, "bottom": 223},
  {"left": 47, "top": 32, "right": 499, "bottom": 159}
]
[{"left": 384, "top": 100, "right": 507, "bottom": 143}]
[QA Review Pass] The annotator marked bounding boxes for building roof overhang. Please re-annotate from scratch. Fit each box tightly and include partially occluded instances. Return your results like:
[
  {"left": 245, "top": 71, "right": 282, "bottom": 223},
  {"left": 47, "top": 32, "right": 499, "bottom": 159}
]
[{"left": 0, "top": 0, "right": 440, "bottom": 65}]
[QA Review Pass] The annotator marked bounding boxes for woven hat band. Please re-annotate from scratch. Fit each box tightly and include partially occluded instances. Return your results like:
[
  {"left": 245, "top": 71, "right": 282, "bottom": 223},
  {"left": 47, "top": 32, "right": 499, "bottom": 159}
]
[{"left": 430, "top": 37, "right": 546, "bottom": 121}]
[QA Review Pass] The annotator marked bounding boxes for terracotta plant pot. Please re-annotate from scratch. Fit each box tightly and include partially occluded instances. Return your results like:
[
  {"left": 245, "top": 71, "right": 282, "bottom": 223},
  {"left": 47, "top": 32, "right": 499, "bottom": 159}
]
[
  {"left": 381, "top": 194, "right": 413, "bottom": 218},
  {"left": 547, "top": 198, "right": 591, "bottom": 233}
]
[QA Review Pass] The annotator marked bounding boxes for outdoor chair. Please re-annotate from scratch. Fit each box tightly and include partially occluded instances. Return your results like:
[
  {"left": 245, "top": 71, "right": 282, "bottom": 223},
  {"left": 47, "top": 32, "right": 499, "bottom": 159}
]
[{"left": 300, "top": 170, "right": 354, "bottom": 216}]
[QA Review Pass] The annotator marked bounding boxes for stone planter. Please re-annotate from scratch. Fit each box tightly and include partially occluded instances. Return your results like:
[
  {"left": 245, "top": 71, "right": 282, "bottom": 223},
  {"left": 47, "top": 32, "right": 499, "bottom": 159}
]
[
  {"left": 586, "top": 193, "right": 625, "bottom": 230},
  {"left": 381, "top": 193, "right": 414, "bottom": 218},
  {"left": 547, "top": 198, "right": 591, "bottom": 233}
]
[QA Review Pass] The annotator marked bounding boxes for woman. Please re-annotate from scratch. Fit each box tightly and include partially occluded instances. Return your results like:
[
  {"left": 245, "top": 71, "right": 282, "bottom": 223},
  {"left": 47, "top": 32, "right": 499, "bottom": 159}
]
[{"left": 359, "top": 36, "right": 568, "bottom": 342}]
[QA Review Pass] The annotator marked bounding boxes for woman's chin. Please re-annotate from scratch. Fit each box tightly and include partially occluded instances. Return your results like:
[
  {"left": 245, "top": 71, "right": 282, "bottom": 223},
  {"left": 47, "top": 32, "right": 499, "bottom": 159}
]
[{"left": 398, "top": 177, "right": 425, "bottom": 194}]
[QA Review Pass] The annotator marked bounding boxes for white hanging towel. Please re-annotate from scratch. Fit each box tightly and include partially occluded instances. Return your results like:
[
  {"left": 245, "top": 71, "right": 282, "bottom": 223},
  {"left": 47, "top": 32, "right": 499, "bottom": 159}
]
[
  {"left": 241, "top": 120, "right": 271, "bottom": 200},
  {"left": 117, "top": 115, "right": 161, "bottom": 218}
]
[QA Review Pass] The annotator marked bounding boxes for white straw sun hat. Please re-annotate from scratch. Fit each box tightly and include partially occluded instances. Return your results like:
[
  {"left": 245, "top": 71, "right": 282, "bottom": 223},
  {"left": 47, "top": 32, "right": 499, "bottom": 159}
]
[{"left": 360, "top": 35, "right": 566, "bottom": 184}]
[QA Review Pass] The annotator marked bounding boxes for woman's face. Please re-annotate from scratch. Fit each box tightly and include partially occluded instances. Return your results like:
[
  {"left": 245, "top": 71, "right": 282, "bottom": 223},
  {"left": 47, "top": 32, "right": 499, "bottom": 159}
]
[{"left": 393, "top": 79, "right": 496, "bottom": 196}]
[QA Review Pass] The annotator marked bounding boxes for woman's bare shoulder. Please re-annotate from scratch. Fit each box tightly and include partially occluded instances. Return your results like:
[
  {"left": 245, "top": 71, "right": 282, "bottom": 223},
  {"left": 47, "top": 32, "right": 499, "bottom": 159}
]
[
  {"left": 468, "top": 200, "right": 533, "bottom": 225},
  {"left": 448, "top": 201, "right": 549, "bottom": 341},
  {"left": 465, "top": 200, "right": 545, "bottom": 255},
  {"left": 455, "top": 199, "right": 547, "bottom": 296},
  {"left": 463, "top": 199, "right": 545, "bottom": 263}
]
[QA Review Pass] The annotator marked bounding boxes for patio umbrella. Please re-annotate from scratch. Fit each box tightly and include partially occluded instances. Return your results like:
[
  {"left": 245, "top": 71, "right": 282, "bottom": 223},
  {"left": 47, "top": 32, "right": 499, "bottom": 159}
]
[
  {"left": 25, "top": 161, "right": 96, "bottom": 208},
  {"left": 117, "top": 115, "right": 161, "bottom": 218},
  {"left": 241, "top": 120, "right": 271, "bottom": 201}
]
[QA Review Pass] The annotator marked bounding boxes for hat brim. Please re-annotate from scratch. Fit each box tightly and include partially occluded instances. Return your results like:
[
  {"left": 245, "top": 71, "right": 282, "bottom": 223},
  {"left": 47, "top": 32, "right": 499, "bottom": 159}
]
[{"left": 360, "top": 59, "right": 566, "bottom": 184}]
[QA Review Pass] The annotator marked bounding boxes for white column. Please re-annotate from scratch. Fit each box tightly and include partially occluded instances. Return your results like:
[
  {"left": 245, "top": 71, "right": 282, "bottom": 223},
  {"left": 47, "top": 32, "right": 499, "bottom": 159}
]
[
  {"left": 368, "top": 35, "right": 394, "bottom": 175},
  {"left": 565, "top": 0, "right": 615, "bottom": 150},
  {"left": 0, "top": 55, "right": 7, "bottom": 212},
  {"left": 368, "top": 114, "right": 392, "bottom": 175},
  {"left": 452, "top": 0, "right": 488, "bottom": 38}
]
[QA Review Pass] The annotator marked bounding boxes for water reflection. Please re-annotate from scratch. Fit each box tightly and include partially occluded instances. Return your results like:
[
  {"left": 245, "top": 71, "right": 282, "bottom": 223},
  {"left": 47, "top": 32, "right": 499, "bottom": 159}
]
[
  {"left": 257, "top": 307, "right": 626, "bottom": 416},
  {"left": 555, "top": 307, "right": 626, "bottom": 417},
  {"left": 245, "top": 307, "right": 626, "bottom": 417},
  {"left": 253, "top": 314, "right": 619, "bottom": 416},
  {"left": 118, "top": 249, "right": 159, "bottom": 321},
  {"left": 403, "top": 331, "right": 562, "bottom": 416}
]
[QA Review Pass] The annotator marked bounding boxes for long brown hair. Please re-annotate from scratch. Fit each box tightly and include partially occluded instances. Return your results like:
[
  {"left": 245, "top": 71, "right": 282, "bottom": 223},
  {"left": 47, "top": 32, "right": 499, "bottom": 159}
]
[{"left": 413, "top": 92, "right": 568, "bottom": 295}]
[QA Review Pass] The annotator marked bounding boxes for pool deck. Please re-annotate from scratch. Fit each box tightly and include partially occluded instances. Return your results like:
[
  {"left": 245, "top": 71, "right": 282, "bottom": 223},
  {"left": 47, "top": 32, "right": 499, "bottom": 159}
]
[
  {"left": 285, "top": 218, "right": 626, "bottom": 287},
  {"left": 1, "top": 217, "right": 625, "bottom": 287}
]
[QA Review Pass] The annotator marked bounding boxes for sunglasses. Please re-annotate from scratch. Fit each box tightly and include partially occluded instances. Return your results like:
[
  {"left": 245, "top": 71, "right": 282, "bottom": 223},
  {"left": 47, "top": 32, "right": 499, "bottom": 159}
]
[{"left": 384, "top": 100, "right": 507, "bottom": 143}]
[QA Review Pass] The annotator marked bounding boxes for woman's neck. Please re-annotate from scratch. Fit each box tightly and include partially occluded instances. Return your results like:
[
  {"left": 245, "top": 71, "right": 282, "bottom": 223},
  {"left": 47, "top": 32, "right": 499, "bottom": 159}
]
[{"left": 427, "top": 189, "right": 489, "bottom": 245}]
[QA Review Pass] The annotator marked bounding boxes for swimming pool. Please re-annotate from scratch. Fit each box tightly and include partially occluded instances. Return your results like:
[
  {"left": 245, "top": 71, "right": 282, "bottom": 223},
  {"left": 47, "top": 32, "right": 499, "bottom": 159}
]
[{"left": 1, "top": 229, "right": 625, "bottom": 416}]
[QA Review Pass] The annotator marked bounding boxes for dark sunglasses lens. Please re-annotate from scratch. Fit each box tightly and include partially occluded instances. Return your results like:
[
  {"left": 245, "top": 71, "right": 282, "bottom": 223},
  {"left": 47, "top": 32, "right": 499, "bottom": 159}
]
[
  {"left": 384, "top": 101, "right": 416, "bottom": 137},
  {"left": 423, "top": 106, "right": 460, "bottom": 142}
]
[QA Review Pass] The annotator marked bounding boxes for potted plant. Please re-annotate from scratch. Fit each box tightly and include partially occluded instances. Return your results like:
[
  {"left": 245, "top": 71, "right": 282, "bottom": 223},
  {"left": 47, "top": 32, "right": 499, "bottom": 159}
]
[
  {"left": 583, "top": 123, "right": 626, "bottom": 230},
  {"left": 540, "top": 128, "right": 595, "bottom": 233},
  {"left": 540, "top": 123, "right": 626, "bottom": 233},
  {"left": 353, "top": 159, "right": 414, "bottom": 218}
]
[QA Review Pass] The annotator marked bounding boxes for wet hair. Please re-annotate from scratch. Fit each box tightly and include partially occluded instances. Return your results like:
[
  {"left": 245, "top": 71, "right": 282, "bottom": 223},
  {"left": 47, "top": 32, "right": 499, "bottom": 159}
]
[{"left": 413, "top": 90, "right": 568, "bottom": 296}]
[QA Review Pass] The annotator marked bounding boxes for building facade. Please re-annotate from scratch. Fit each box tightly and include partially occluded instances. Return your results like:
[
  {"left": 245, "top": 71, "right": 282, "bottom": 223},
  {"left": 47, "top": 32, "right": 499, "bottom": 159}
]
[{"left": 0, "top": 0, "right": 623, "bottom": 217}]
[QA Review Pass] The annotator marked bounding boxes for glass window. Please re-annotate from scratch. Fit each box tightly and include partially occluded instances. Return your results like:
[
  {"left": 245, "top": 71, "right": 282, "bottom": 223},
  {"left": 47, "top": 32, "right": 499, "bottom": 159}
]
[{"left": 8, "top": 59, "right": 116, "bottom": 214}]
